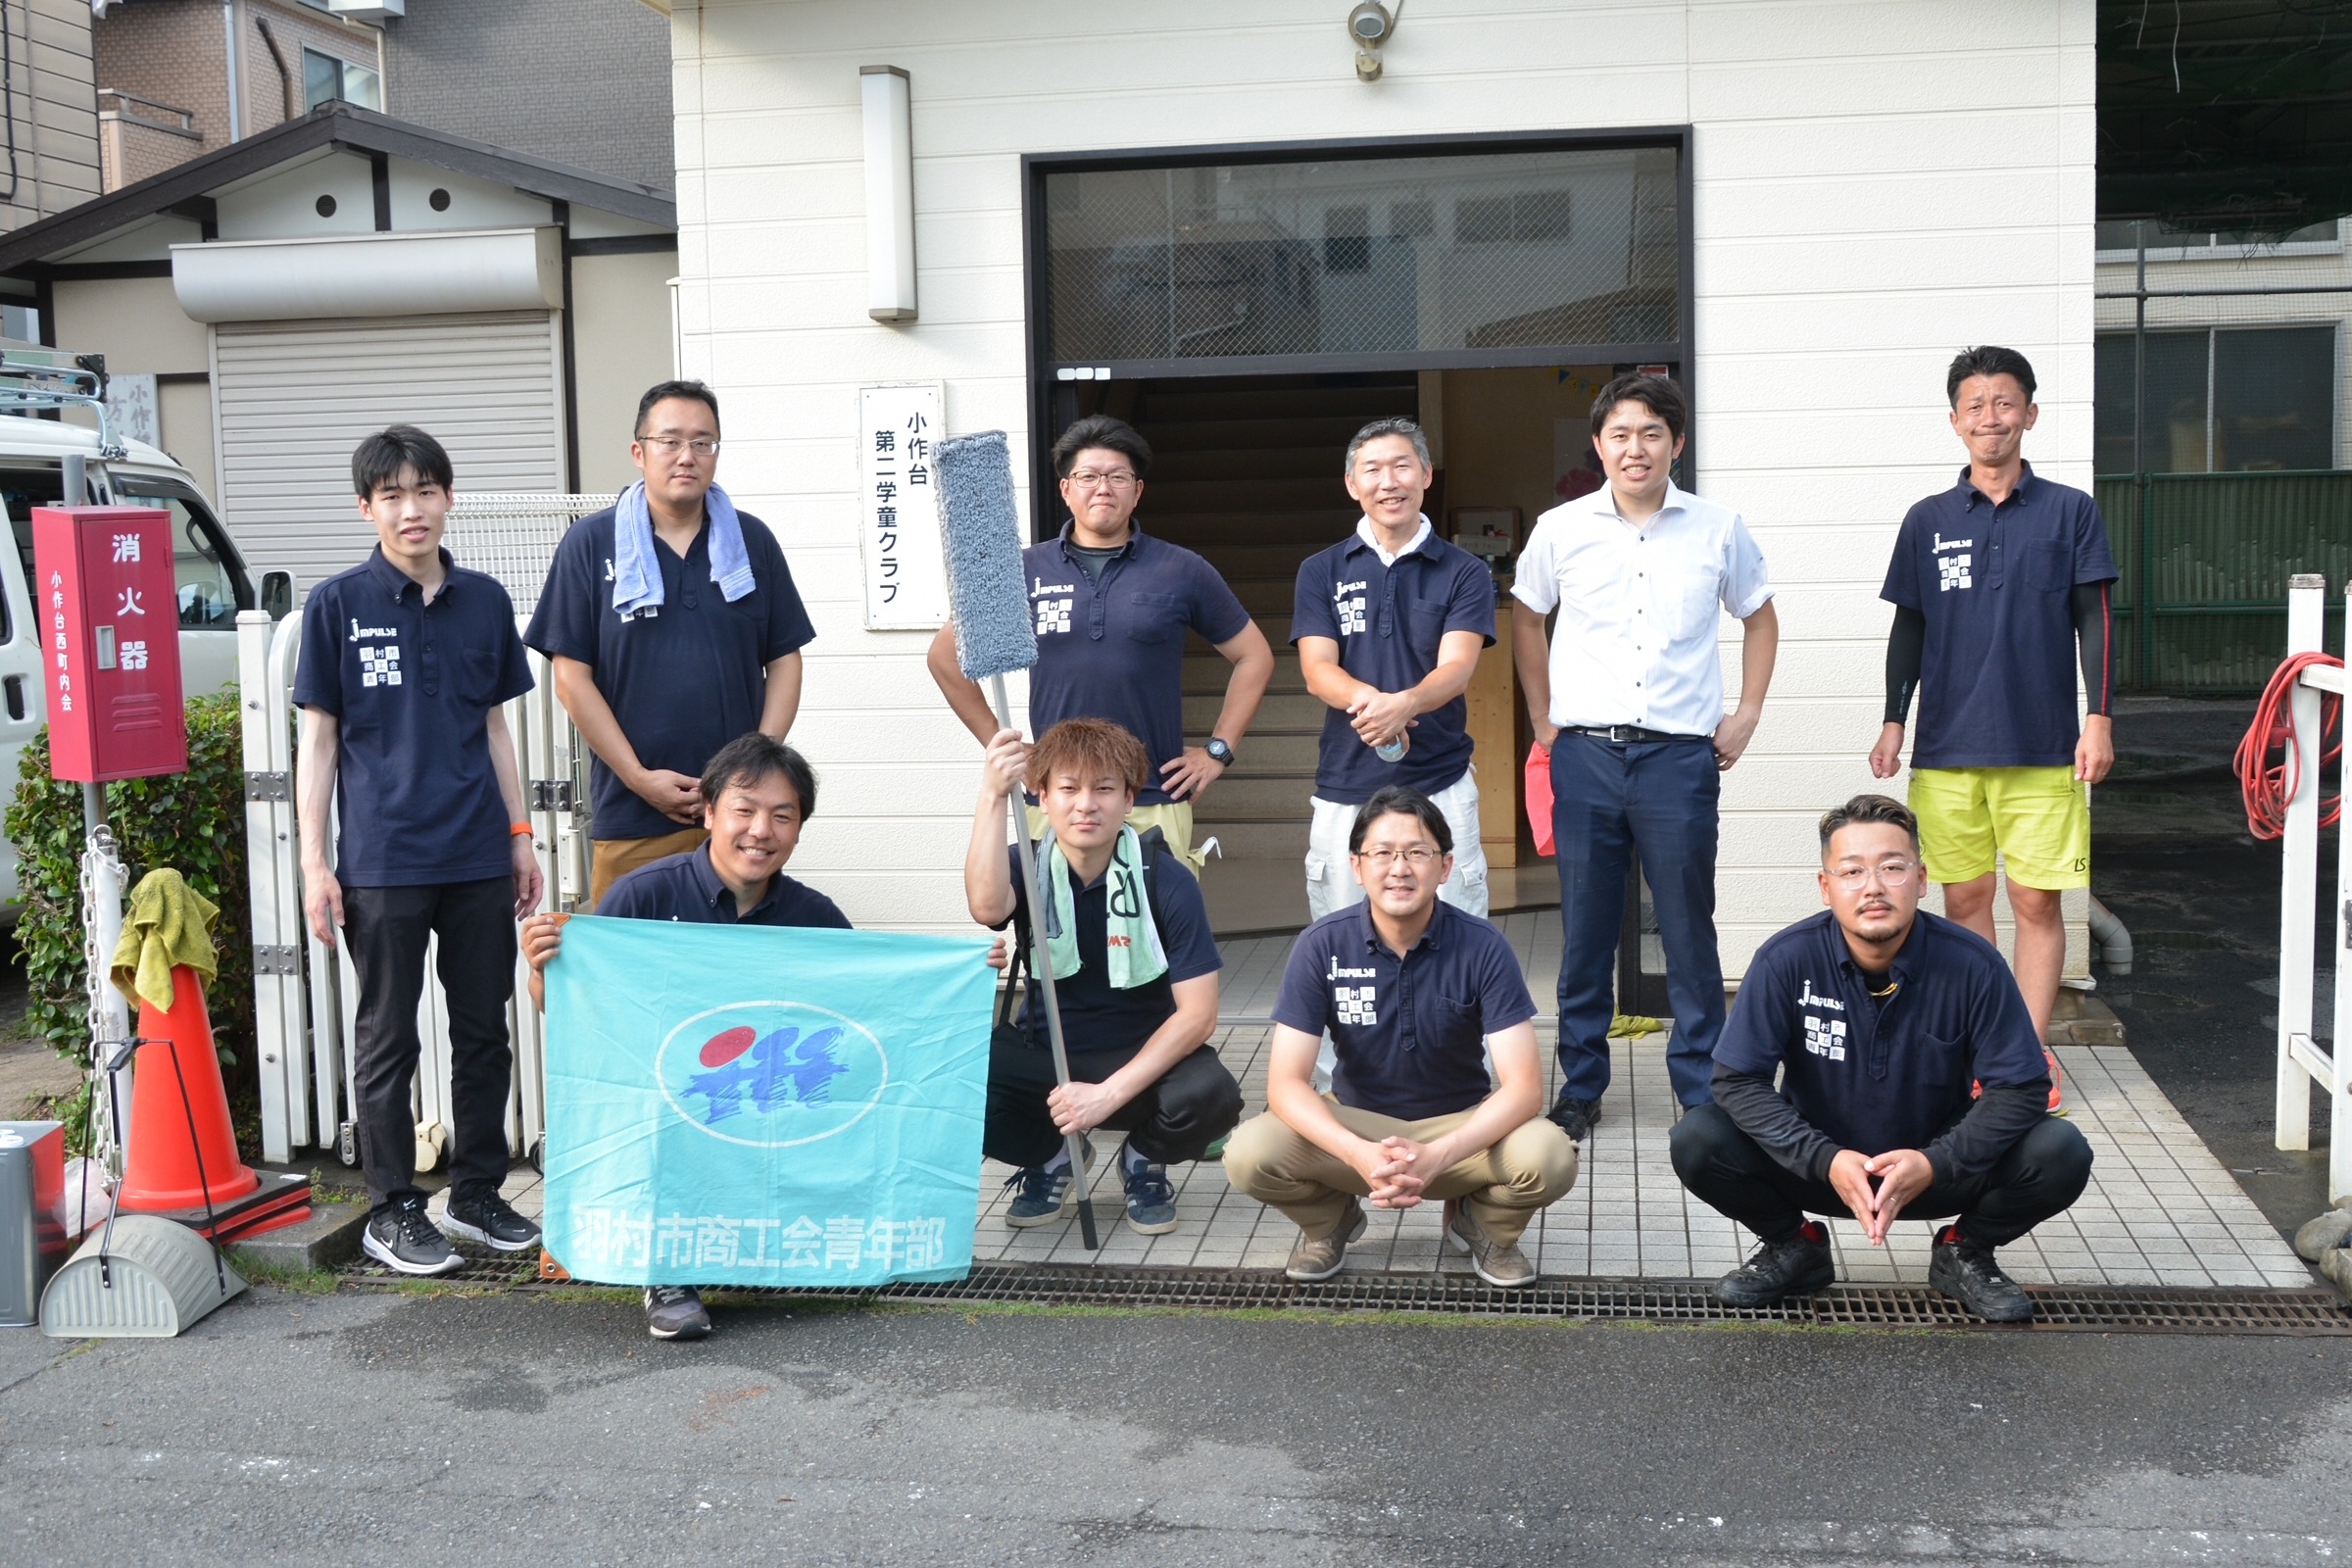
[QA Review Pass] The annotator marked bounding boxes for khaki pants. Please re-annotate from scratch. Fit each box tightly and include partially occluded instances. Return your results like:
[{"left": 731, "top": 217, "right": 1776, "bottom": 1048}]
[
  {"left": 589, "top": 828, "right": 710, "bottom": 909},
  {"left": 1222, "top": 1100, "right": 1578, "bottom": 1249},
  {"left": 1023, "top": 800, "right": 1208, "bottom": 869}
]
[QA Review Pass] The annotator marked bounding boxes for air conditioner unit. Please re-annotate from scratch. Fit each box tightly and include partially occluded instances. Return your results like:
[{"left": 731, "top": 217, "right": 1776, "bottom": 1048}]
[{"left": 322, "top": 0, "right": 404, "bottom": 19}]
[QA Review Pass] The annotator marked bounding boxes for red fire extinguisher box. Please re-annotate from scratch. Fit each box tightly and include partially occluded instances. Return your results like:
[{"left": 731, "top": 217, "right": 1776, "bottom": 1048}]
[{"left": 32, "top": 505, "right": 187, "bottom": 782}]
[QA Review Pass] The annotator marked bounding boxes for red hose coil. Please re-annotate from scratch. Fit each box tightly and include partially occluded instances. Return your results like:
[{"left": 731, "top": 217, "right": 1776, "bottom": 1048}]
[{"left": 2236, "top": 651, "right": 2344, "bottom": 840}]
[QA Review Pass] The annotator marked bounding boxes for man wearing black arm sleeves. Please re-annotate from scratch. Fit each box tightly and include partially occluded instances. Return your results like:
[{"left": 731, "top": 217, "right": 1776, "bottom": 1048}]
[{"left": 1670, "top": 795, "right": 2093, "bottom": 1323}]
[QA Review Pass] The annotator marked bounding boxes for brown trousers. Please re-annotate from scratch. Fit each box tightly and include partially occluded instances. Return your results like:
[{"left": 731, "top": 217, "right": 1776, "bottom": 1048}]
[
  {"left": 589, "top": 828, "right": 710, "bottom": 909},
  {"left": 1222, "top": 1100, "right": 1579, "bottom": 1248}
]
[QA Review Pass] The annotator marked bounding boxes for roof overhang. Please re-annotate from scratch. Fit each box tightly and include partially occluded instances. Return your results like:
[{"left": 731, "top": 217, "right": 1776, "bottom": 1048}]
[{"left": 0, "top": 101, "right": 674, "bottom": 278}]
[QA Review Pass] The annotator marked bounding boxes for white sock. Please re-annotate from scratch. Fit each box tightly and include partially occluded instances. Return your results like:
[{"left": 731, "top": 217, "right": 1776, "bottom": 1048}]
[
  {"left": 1122, "top": 1141, "right": 1152, "bottom": 1173},
  {"left": 1042, "top": 1147, "right": 1071, "bottom": 1175}
]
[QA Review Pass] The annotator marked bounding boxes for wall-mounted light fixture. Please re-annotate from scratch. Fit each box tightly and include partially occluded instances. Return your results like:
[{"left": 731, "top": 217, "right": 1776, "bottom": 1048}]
[
  {"left": 860, "top": 65, "right": 917, "bottom": 322},
  {"left": 1348, "top": 2, "right": 1397, "bottom": 81}
]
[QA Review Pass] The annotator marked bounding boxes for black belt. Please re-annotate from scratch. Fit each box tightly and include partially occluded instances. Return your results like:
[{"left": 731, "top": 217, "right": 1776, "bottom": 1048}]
[{"left": 1563, "top": 724, "right": 1709, "bottom": 745}]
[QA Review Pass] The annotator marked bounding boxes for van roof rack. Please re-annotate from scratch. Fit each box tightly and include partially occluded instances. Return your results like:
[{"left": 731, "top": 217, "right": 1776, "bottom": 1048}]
[{"left": 0, "top": 347, "right": 123, "bottom": 459}]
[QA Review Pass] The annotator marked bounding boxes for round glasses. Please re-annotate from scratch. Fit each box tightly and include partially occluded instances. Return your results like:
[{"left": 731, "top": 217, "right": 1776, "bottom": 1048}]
[{"left": 1828, "top": 859, "right": 1919, "bottom": 890}]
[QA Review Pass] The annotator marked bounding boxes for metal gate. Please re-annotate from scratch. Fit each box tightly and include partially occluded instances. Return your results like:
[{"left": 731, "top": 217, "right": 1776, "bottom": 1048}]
[{"left": 240, "top": 492, "right": 609, "bottom": 1165}]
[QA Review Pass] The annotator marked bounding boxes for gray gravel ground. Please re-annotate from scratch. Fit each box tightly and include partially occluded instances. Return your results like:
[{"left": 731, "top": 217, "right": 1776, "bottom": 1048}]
[{"left": 0, "top": 1286, "right": 2347, "bottom": 1567}]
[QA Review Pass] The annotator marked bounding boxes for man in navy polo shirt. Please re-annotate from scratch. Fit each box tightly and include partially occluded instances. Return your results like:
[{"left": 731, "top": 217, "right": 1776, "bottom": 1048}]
[
  {"left": 1295, "top": 417, "right": 1496, "bottom": 922},
  {"left": 525, "top": 731, "right": 851, "bottom": 1341},
  {"left": 927, "top": 414, "right": 1275, "bottom": 867},
  {"left": 526, "top": 379, "right": 815, "bottom": 908},
  {"left": 297, "top": 425, "right": 543, "bottom": 1279},
  {"left": 1670, "top": 795, "right": 2093, "bottom": 1323},
  {"left": 1224, "top": 786, "right": 1578, "bottom": 1288},
  {"left": 1871, "top": 346, "right": 2118, "bottom": 1064},
  {"left": 964, "top": 717, "right": 1239, "bottom": 1235}
]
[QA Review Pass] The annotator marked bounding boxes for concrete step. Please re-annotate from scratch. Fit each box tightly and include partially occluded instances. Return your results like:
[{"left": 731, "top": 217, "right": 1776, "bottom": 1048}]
[
  {"left": 1145, "top": 475, "right": 1354, "bottom": 512},
  {"left": 1184, "top": 655, "right": 1305, "bottom": 697},
  {"left": 1206, "top": 731, "right": 1321, "bottom": 771},
  {"left": 1184, "top": 616, "right": 1295, "bottom": 658},
  {"left": 1143, "top": 511, "right": 1357, "bottom": 547},
  {"left": 1136, "top": 384, "right": 1416, "bottom": 422},
  {"left": 1190, "top": 770, "right": 1317, "bottom": 818},
  {"left": 1194, "top": 819, "right": 1310, "bottom": 860},
  {"left": 1190, "top": 543, "right": 1355, "bottom": 579},
  {"left": 1188, "top": 691, "right": 1324, "bottom": 730},
  {"left": 1149, "top": 446, "right": 1354, "bottom": 483}
]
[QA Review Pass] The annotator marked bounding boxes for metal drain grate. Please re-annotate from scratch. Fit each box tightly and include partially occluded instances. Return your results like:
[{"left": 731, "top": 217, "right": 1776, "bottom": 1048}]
[{"left": 340, "top": 1255, "right": 2352, "bottom": 1335}]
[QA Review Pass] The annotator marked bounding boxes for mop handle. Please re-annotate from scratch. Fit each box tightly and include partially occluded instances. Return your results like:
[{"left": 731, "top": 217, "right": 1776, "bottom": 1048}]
[{"left": 988, "top": 677, "right": 1099, "bottom": 1248}]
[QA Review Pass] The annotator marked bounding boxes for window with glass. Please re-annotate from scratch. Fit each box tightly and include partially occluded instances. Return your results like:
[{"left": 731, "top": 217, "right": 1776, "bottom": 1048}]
[
  {"left": 2095, "top": 324, "right": 2338, "bottom": 474},
  {"left": 108, "top": 477, "right": 252, "bottom": 629},
  {"left": 304, "top": 48, "right": 381, "bottom": 113},
  {"left": 1038, "top": 141, "right": 1682, "bottom": 367}
]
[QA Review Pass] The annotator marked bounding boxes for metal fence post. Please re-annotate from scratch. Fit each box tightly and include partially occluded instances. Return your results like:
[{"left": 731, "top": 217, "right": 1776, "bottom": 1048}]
[{"left": 2278, "top": 575, "right": 2326, "bottom": 1152}]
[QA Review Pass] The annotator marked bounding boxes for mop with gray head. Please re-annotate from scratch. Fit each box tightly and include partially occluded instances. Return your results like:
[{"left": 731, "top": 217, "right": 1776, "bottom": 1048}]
[
  {"left": 933, "top": 428, "right": 1099, "bottom": 1249},
  {"left": 935, "top": 430, "right": 1038, "bottom": 681}
]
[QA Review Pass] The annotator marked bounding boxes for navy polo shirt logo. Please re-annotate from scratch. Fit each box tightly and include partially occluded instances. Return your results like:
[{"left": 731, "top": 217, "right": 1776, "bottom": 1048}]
[
  {"left": 1933, "top": 532, "right": 1974, "bottom": 592},
  {"left": 1335, "top": 579, "right": 1368, "bottom": 636},
  {"left": 1798, "top": 977, "right": 1847, "bottom": 1061},
  {"left": 1328, "top": 953, "right": 1378, "bottom": 1024},
  {"left": 1031, "top": 575, "right": 1075, "bottom": 635},
  {"left": 348, "top": 616, "right": 403, "bottom": 687}
]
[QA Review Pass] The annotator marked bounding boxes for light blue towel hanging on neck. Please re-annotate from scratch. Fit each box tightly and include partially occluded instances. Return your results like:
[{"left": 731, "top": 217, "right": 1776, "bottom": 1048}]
[{"left": 611, "top": 479, "right": 757, "bottom": 618}]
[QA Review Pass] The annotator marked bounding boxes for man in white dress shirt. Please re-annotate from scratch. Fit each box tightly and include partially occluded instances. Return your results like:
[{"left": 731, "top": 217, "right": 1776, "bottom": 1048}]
[{"left": 1510, "top": 374, "right": 1779, "bottom": 1142}]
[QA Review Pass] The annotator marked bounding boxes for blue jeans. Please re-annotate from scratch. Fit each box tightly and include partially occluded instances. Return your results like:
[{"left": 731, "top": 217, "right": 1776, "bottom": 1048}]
[{"left": 1549, "top": 733, "right": 1724, "bottom": 1106}]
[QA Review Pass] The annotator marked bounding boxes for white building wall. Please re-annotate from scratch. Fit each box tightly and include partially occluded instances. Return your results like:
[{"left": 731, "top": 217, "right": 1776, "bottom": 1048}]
[{"left": 666, "top": 0, "right": 2098, "bottom": 960}]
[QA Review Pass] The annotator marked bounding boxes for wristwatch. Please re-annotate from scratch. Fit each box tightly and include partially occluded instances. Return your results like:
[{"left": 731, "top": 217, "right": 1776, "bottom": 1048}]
[{"left": 1204, "top": 737, "right": 1236, "bottom": 766}]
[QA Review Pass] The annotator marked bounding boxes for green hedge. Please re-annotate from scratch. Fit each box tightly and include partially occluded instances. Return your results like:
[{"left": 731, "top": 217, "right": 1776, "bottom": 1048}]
[{"left": 4, "top": 692, "right": 253, "bottom": 1086}]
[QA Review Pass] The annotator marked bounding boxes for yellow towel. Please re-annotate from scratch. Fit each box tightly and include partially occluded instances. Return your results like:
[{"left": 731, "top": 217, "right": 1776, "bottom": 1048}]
[{"left": 108, "top": 868, "right": 220, "bottom": 1015}]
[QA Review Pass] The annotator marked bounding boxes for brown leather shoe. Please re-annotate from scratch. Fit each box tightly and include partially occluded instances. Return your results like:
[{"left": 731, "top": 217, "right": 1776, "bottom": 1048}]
[
  {"left": 1284, "top": 1201, "right": 1367, "bottom": 1282},
  {"left": 1446, "top": 1202, "right": 1536, "bottom": 1288}
]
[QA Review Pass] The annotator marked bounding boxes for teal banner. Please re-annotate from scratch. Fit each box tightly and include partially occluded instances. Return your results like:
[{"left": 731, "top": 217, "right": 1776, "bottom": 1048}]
[{"left": 542, "top": 916, "right": 993, "bottom": 1287}]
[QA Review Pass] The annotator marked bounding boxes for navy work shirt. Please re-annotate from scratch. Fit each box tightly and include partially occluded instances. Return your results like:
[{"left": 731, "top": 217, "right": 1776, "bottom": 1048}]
[
  {"left": 1274, "top": 900, "right": 1537, "bottom": 1120},
  {"left": 1882, "top": 463, "right": 2116, "bottom": 768},
  {"left": 1022, "top": 524, "right": 1250, "bottom": 807},
  {"left": 1714, "top": 910, "right": 2049, "bottom": 1169},
  {"left": 1004, "top": 844, "right": 1222, "bottom": 1055},
  {"left": 1292, "top": 528, "right": 1495, "bottom": 804},
  {"left": 599, "top": 844, "right": 852, "bottom": 929},
  {"left": 523, "top": 508, "right": 815, "bottom": 841},
  {"left": 293, "top": 548, "right": 535, "bottom": 888}
]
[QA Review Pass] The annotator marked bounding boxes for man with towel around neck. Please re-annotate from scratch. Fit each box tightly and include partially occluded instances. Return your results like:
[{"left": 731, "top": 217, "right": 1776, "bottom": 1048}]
[
  {"left": 525, "top": 380, "right": 816, "bottom": 908},
  {"left": 965, "top": 717, "right": 1243, "bottom": 1235}
]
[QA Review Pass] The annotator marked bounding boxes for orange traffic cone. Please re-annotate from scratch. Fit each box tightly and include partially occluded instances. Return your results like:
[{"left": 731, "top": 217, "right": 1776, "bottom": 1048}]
[{"left": 116, "top": 963, "right": 311, "bottom": 1241}]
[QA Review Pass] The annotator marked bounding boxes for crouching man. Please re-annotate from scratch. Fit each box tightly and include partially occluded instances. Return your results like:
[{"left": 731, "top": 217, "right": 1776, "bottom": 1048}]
[
  {"left": 1224, "top": 786, "right": 1578, "bottom": 1287},
  {"left": 525, "top": 733, "right": 849, "bottom": 1341},
  {"left": 1670, "top": 794, "right": 2093, "bottom": 1323},
  {"left": 965, "top": 718, "right": 1242, "bottom": 1236}
]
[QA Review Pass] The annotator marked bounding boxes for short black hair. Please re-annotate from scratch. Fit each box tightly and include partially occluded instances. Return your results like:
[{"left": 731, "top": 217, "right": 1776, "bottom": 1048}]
[
  {"left": 1946, "top": 346, "right": 2036, "bottom": 407},
  {"left": 352, "top": 424, "right": 453, "bottom": 499},
  {"left": 701, "top": 732, "right": 817, "bottom": 820},
  {"left": 1588, "top": 372, "right": 1688, "bottom": 444},
  {"left": 1348, "top": 785, "right": 1453, "bottom": 856},
  {"left": 1818, "top": 794, "right": 1919, "bottom": 856},
  {"left": 1051, "top": 415, "right": 1151, "bottom": 480},
  {"left": 636, "top": 379, "right": 721, "bottom": 438}
]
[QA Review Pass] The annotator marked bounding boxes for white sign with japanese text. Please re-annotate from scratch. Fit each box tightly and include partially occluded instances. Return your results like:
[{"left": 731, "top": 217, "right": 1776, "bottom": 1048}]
[{"left": 856, "top": 382, "right": 949, "bottom": 630}]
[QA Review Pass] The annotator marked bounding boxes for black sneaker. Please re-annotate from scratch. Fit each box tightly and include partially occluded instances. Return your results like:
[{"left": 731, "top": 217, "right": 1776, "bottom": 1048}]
[
  {"left": 645, "top": 1286, "right": 712, "bottom": 1341},
  {"left": 1713, "top": 1221, "right": 1835, "bottom": 1306},
  {"left": 363, "top": 1198, "right": 464, "bottom": 1277},
  {"left": 1548, "top": 1095, "right": 1603, "bottom": 1142},
  {"left": 1929, "top": 1227, "right": 2034, "bottom": 1323},
  {"left": 440, "top": 1192, "right": 542, "bottom": 1253}
]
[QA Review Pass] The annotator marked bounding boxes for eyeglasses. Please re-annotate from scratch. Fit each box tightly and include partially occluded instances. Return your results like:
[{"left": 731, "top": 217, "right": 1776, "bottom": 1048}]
[
  {"left": 1066, "top": 469, "right": 1139, "bottom": 490},
  {"left": 1355, "top": 847, "right": 1442, "bottom": 868},
  {"left": 640, "top": 436, "right": 719, "bottom": 458},
  {"left": 1828, "top": 859, "right": 1919, "bottom": 890}
]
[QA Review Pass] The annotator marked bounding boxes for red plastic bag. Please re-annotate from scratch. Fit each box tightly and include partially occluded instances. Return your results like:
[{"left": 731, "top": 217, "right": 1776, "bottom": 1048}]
[{"left": 1526, "top": 744, "right": 1554, "bottom": 857}]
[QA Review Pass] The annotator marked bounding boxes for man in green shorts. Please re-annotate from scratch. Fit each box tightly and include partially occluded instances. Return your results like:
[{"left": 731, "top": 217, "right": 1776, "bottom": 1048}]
[{"left": 1870, "top": 346, "right": 2117, "bottom": 1067}]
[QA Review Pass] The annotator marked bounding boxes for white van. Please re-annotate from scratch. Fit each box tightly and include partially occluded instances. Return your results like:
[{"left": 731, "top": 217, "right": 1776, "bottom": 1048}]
[{"left": 0, "top": 352, "right": 274, "bottom": 908}]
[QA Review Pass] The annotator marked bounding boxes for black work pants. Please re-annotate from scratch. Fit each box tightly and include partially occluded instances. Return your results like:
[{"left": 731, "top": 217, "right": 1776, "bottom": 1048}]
[
  {"left": 343, "top": 878, "right": 516, "bottom": 1216},
  {"left": 1670, "top": 1102, "right": 2093, "bottom": 1249},
  {"left": 985, "top": 1032, "right": 1244, "bottom": 1170}
]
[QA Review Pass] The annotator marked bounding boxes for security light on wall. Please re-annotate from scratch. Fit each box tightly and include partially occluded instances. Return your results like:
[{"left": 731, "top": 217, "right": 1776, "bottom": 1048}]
[
  {"left": 1348, "top": 2, "right": 1397, "bottom": 81},
  {"left": 861, "top": 66, "right": 917, "bottom": 322}
]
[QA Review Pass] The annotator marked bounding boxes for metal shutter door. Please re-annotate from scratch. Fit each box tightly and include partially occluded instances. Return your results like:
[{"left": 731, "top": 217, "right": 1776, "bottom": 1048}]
[{"left": 211, "top": 311, "right": 564, "bottom": 594}]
